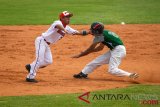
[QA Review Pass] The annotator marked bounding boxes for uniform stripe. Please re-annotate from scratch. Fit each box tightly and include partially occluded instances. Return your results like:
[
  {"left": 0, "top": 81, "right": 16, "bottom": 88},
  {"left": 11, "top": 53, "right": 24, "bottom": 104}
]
[
  {"left": 93, "top": 24, "right": 101, "bottom": 29},
  {"left": 30, "top": 39, "right": 42, "bottom": 78}
]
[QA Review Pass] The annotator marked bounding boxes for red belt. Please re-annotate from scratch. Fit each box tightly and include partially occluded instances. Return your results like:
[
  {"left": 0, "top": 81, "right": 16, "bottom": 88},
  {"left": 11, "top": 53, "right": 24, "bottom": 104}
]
[{"left": 44, "top": 39, "right": 50, "bottom": 45}]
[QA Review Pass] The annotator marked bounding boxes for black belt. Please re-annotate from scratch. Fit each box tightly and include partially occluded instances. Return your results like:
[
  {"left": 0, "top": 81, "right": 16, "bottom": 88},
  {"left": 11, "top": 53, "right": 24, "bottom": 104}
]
[{"left": 44, "top": 39, "right": 50, "bottom": 45}]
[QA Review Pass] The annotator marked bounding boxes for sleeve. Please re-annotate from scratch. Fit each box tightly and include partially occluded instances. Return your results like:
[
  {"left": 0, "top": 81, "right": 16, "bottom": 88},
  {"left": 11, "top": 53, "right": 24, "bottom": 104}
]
[
  {"left": 65, "top": 26, "right": 80, "bottom": 35},
  {"left": 93, "top": 36, "right": 104, "bottom": 43}
]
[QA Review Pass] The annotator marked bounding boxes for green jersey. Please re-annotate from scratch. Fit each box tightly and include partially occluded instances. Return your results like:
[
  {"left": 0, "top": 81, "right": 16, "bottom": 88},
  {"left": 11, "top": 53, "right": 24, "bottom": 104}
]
[{"left": 93, "top": 30, "right": 124, "bottom": 50}]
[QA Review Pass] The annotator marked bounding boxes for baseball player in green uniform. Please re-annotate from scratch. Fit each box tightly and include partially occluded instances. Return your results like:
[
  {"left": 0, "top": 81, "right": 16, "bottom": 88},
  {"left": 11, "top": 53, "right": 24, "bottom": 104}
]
[{"left": 73, "top": 22, "right": 139, "bottom": 79}]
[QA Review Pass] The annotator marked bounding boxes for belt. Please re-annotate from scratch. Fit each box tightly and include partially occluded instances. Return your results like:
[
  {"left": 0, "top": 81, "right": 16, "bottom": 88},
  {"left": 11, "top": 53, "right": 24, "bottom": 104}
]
[{"left": 44, "top": 39, "right": 50, "bottom": 45}]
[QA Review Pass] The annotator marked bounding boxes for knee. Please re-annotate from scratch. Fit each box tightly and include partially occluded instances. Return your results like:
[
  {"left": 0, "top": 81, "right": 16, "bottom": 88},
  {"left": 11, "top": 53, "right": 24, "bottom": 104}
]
[
  {"left": 47, "top": 61, "right": 52, "bottom": 65},
  {"left": 38, "top": 60, "right": 52, "bottom": 68},
  {"left": 38, "top": 60, "right": 45, "bottom": 67},
  {"left": 45, "top": 59, "right": 53, "bottom": 65}
]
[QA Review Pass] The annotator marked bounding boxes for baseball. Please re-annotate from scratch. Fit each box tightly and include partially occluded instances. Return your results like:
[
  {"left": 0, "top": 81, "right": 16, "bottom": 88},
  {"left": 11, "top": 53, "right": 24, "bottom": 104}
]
[{"left": 121, "top": 22, "right": 125, "bottom": 25}]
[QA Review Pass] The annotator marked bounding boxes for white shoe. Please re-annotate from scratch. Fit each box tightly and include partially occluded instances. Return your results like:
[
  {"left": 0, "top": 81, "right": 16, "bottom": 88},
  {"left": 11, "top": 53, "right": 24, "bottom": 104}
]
[{"left": 129, "top": 73, "right": 139, "bottom": 79}]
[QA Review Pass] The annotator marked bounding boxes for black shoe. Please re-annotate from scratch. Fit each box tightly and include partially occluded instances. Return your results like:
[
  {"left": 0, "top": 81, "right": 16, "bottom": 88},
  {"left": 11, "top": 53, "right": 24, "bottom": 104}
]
[
  {"left": 73, "top": 72, "right": 88, "bottom": 79},
  {"left": 26, "top": 78, "right": 38, "bottom": 83},
  {"left": 25, "top": 64, "right": 31, "bottom": 73}
]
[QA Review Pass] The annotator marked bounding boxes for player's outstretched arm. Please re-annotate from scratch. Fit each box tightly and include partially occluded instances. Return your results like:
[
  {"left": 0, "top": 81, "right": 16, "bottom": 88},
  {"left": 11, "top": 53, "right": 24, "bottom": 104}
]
[
  {"left": 72, "top": 42, "right": 101, "bottom": 58},
  {"left": 55, "top": 24, "right": 67, "bottom": 33},
  {"left": 65, "top": 26, "right": 90, "bottom": 36},
  {"left": 74, "top": 30, "right": 90, "bottom": 36}
]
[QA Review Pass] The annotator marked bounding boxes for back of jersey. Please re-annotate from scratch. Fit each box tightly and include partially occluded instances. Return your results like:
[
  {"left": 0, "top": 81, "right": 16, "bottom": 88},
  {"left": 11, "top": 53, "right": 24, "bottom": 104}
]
[{"left": 102, "top": 30, "right": 124, "bottom": 50}]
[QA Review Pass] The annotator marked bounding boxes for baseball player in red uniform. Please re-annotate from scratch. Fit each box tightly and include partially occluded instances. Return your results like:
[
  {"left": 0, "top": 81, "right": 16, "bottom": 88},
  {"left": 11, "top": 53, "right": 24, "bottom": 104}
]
[
  {"left": 73, "top": 22, "right": 139, "bottom": 79},
  {"left": 25, "top": 11, "right": 89, "bottom": 82}
]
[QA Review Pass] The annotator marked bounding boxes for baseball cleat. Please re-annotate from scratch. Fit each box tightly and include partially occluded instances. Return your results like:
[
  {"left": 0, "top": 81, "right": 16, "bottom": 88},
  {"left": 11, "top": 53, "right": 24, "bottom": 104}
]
[
  {"left": 26, "top": 78, "right": 38, "bottom": 83},
  {"left": 129, "top": 73, "right": 139, "bottom": 79},
  {"left": 73, "top": 72, "right": 88, "bottom": 79},
  {"left": 25, "top": 64, "right": 31, "bottom": 73}
]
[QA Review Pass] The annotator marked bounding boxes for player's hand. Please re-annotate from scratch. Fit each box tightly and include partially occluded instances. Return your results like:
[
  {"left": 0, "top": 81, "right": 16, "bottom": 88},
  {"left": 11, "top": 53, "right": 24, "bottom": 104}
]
[
  {"left": 71, "top": 54, "right": 80, "bottom": 58},
  {"left": 87, "top": 30, "right": 91, "bottom": 34}
]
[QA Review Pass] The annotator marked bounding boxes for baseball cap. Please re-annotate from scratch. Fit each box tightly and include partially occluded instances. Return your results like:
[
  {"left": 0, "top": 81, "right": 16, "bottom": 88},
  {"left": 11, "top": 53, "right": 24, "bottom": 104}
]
[{"left": 59, "top": 11, "right": 73, "bottom": 19}]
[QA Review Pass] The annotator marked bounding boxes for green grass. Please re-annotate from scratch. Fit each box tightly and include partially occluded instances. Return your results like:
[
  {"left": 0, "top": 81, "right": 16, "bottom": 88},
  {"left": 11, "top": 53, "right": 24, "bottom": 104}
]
[
  {"left": 0, "top": 85, "right": 160, "bottom": 107},
  {"left": 0, "top": 0, "right": 159, "bottom": 25}
]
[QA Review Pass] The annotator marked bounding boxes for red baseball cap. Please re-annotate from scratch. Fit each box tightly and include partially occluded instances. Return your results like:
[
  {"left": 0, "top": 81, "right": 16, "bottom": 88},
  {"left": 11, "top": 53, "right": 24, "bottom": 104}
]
[{"left": 59, "top": 11, "right": 73, "bottom": 19}]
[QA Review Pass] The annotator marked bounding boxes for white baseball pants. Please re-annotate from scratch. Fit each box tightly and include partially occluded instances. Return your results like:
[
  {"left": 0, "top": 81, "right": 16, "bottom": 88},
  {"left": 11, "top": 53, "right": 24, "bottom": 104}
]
[
  {"left": 27, "top": 36, "right": 53, "bottom": 79},
  {"left": 82, "top": 45, "right": 131, "bottom": 77}
]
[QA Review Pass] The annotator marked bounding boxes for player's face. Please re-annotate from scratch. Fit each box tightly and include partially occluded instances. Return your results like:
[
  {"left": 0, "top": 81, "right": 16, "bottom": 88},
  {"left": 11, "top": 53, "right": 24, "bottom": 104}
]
[{"left": 61, "top": 16, "right": 70, "bottom": 25}]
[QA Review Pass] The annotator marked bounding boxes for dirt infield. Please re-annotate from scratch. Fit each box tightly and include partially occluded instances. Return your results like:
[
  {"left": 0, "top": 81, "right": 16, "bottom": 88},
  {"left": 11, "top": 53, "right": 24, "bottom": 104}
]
[{"left": 0, "top": 24, "right": 160, "bottom": 96}]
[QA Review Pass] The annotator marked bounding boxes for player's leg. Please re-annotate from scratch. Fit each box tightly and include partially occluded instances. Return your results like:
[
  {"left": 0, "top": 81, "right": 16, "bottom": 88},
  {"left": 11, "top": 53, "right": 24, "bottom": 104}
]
[
  {"left": 41, "top": 45, "right": 53, "bottom": 68},
  {"left": 73, "top": 51, "right": 111, "bottom": 78},
  {"left": 82, "top": 51, "right": 111, "bottom": 74},
  {"left": 108, "top": 45, "right": 138, "bottom": 78},
  {"left": 26, "top": 37, "right": 46, "bottom": 82}
]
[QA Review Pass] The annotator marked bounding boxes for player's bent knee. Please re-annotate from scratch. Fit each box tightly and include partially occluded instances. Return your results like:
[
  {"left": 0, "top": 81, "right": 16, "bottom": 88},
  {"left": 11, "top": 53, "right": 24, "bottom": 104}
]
[
  {"left": 48, "top": 62, "right": 52, "bottom": 65},
  {"left": 38, "top": 60, "right": 52, "bottom": 67},
  {"left": 43, "top": 61, "right": 52, "bottom": 66},
  {"left": 47, "top": 60, "right": 53, "bottom": 65}
]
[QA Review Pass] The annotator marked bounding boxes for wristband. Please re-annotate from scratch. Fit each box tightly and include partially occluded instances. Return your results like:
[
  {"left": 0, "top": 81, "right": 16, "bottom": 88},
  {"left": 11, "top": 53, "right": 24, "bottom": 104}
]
[{"left": 82, "top": 30, "right": 87, "bottom": 35}]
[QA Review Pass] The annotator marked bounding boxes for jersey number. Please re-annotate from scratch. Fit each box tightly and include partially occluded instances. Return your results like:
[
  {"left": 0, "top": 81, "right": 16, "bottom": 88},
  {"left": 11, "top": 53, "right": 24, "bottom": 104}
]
[{"left": 108, "top": 31, "right": 118, "bottom": 38}]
